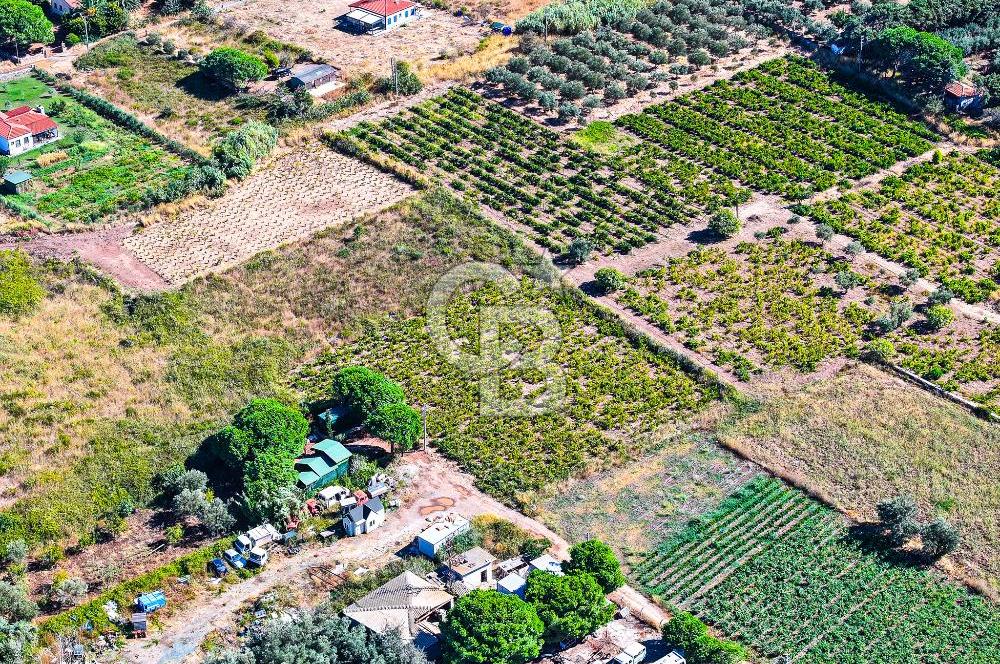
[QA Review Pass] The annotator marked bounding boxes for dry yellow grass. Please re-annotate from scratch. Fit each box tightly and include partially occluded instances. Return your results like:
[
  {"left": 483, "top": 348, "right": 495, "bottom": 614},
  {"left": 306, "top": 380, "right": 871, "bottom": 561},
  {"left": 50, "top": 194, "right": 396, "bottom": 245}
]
[
  {"left": 35, "top": 151, "right": 69, "bottom": 168},
  {"left": 719, "top": 362, "right": 1000, "bottom": 596},
  {"left": 417, "top": 35, "right": 517, "bottom": 83}
]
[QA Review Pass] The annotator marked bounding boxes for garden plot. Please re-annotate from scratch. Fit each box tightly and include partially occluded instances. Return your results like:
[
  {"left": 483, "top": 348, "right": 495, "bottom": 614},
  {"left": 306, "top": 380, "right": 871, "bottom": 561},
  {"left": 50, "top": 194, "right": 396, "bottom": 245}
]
[
  {"left": 0, "top": 76, "right": 189, "bottom": 230},
  {"left": 332, "top": 86, "right": 749, "bottom": 256},
  {"left": 635, "top": 476, "right": 1000, "bottom": 662},
  {"left": 124, "top": 143, "right": 413, "bottom": 284},
  {"left": 295, "top": 275, "right": 724, "bottom": 503},
  {"left": 215, "top": 0, "right": 483, "bottom": 79},
  {"left": 616, "top": 56, "right": 938, "bottom": 199},
  {"left": 805, "top": 150, "right": 1000, "bottom": 304}
]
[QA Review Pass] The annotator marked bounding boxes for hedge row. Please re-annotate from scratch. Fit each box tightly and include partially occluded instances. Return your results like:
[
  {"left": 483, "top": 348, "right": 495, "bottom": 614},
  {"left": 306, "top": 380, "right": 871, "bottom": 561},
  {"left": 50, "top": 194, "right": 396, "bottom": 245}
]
[{"left": 39, "top": 536, "right": 240, "bottom": 636}]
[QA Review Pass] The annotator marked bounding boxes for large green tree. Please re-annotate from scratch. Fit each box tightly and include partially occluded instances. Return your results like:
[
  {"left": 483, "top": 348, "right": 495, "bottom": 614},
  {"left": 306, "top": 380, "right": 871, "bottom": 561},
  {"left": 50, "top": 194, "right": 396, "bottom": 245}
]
[
  {"left": 869, "top": 26, "right": 968, "bottom": 89},
  {"left": 0, "top": 0, "right": 53, "bottom": 49},
  {"left": 331, "top": 366, "right": 406, "bottom": 424},
  {"left": 367, "top": 402, "right": 421, "bottom": 453},
  {"left": 213, "top": 121, "right": 278, "bottom": 180},
  {"left": 563, "top": 540, "right": 625, "bottom": 593},
  {"left": 440, "top": 590, "right": 544, "bottom": 664},
  {"left": 200, "top": 47, "right": 268, "bottom": 89},
  {"left": 525, "top": 570, "right": 614, "bottom": 645}
]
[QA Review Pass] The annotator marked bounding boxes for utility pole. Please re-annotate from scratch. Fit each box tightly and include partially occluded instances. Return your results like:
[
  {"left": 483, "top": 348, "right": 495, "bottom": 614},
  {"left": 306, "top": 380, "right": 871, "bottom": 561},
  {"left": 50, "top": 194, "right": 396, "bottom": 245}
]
[
  {"left": 391, "top": 57, "right": 398, "bottom": 95},
  {"left": 421, "top": 405, "right": 428, "bottom": 451}
]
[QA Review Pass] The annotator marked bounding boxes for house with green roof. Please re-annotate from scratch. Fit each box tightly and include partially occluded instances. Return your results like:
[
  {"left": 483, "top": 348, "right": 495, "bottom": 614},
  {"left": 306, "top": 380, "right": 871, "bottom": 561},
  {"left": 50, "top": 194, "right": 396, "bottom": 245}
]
[{"left": 295, "top": 438, "right": 352, "bottom": 493}]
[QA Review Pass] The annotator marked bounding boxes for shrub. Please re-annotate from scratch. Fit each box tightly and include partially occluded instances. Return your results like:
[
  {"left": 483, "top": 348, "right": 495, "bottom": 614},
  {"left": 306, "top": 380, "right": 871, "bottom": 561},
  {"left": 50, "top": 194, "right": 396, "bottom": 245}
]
[
  {"left": 558, "top": 101, "right": 581, "bottom": 120},
  {"left": 877, "top": 495, "right": 921, "bottom": 547},
  {"left": 538, "top": 90, "right": 557, "bottom": 110},
  {"left": 604, "top": 81, "right": 626, "bottom": 101},
  {"left": 864, "top": 339, "right": 895, "bottom": 363},
  {"left": 377, "top": 61, "right": 422, "bottom": 96},
  {"left": 927, "top": 288, "right": 953, "bottom": 306},
  {"left": 594, "top": 267, "right": 627, "bottom": 293},
  {"left": 212, "top": 121, "right": 278, "bottom": 180},
  {"left": 567, "top": 236, "right": 591, "bottom": 264},
  {"left": 688, "top": 49, "right": 711, "bottom": 67},
  {"left": 815, "top": 223, "right": 834, "bottom": 242},
  {"left": 662, "top": 611, "right": 707, "bottom": 652},
  {"left": 0, "top": 251, "right": 44, "bottom": 318},
  {"left": 924, "top": 304, "right": 954, "bottom": 330},
  {"left": 708, "top": 210, "right": 741, "bottom": 238},
  {"left": 367, "top": 402, "right": 421, "bottom": 453},
  {"left": 921, "top": 518, "right": 960, "bottom": 560},
  {"left": 200, "top": 47, "right": 268, "bottom": 89}
]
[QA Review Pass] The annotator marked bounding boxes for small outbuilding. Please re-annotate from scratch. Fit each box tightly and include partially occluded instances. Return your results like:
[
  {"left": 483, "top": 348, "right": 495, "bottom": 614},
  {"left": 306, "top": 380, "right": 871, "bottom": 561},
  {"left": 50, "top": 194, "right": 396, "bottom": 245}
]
[
  {"left": 944, "top": 81, "right": 982, "bottom": 114},
  {"left": 2, "top": 171, "right": 32, "bottom": 195},
  {"left": 415, "top": 513, "right": 470, "bottom": 557},
  {"left": 496, "top": 571, "right": 527, "bottom": 598},
  {"left": 343, "top": 497, "right": 385, "bottom": 536},
  {"left": 289, "top": 63, "right": 338, "bottom": 91},
  {"left": 342, "top": 570, "right": 454, "bottom": 644},
  {"left": 49, "top": 0, "right": 81, "bottom": 16},
  {"left": 528, "top": 553, "right": 563, "bottom": 576},
  {"left": 295, "top": 438, "right": 352, "bottom": 493},
  {"left": 442, "top": 546, "right": 495, "bottom": 589}
]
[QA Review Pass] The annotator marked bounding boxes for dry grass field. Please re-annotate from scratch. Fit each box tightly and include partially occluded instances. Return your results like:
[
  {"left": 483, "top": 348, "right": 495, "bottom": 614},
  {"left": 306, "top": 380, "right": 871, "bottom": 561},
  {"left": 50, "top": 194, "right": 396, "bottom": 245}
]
[{"left": 718, "top": 362, "right": 1000, "bottom": 597}]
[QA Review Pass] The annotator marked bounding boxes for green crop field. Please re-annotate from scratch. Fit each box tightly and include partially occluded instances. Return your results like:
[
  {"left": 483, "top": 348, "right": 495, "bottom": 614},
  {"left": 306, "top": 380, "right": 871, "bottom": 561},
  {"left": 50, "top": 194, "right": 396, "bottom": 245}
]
[
  {"left": 635, "top": 476, "right": 1000, "bottom": 662},
  {"left": 295, "top": 275, "right": 724, "bottom": 502},
  {"left": 0, "top": 77, "right": 188, "bottom": 229}
]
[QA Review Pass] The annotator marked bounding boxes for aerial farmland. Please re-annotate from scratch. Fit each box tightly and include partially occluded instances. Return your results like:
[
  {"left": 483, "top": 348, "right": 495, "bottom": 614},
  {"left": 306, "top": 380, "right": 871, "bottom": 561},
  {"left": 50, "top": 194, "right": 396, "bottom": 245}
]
[{"left": 0, "top": 0, "right": 998, "bottom": 663}]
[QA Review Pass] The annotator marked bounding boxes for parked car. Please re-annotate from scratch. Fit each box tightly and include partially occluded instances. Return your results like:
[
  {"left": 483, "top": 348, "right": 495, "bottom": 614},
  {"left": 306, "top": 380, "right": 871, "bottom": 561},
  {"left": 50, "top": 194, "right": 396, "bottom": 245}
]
[
  {"left": 224, "top": 548, "right": 247, "bottom": 569},
  {"left": 208, "top": 558, "right": 228, "bottom": 577},
  {"left": 248, "top": 547, "right": 269, "bottom": 567}
]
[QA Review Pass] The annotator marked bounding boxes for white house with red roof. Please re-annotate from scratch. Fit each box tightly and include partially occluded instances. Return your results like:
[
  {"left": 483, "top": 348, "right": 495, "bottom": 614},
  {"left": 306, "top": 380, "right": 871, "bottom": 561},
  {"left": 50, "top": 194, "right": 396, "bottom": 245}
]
[
  {"left": 343, "top": 0, "right": 419, "bottom": 33},
  {"left": 0, "top": 106, "right": 60, "bottom": 157}
]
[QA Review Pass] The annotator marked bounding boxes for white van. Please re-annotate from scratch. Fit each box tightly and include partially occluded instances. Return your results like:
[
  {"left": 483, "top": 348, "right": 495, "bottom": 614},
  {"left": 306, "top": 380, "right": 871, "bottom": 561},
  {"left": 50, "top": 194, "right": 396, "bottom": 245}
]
[{"left": 611, "top": 642, "right": 647, "bottom": 664}]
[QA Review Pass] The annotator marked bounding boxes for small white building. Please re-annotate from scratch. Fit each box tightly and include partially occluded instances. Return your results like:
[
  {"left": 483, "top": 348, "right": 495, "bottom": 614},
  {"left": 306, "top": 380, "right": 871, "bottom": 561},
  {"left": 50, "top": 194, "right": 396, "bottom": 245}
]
[
  {"left": 650, "top": 651, "right": 686, "bottom": 664},
  {"left": 316, "top": 485, "right": 351, "bottom": 510},
  {"left": 343, "top": 0, "right": 419, "bottom": 33},
  {"left": 497, "top": 572, "right": 527, "bottom": 599},
  {"left": 415, "top": 513, "right": 470, "bottom": 557},
  {"left": 0, "top": 106, "right": 59, "bottom": 156},
  {"left": 443, "top": 547, "right": 495, "bottom": 589},
  {"left": 343, "top": 497, "right": 385, "bottom": 537},
  {"left": 49, "top": 0, "right": 80, "bottom": 16},
  {"left": 528, "top": 553, "right": 563, "bottom": 576},
  {"left": 611, "top": 642, "right": 647, "bottom": 664}
]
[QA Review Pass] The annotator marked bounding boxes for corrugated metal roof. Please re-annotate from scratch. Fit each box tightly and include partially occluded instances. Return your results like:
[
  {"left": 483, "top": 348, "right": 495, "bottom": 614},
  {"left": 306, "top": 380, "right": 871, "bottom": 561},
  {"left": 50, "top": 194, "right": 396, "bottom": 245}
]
[
  {"left": 291, "top": 64, "right": 337, "bottom": 85},
  {"left": 4, "top": 171, "right": 32, "bottom": 185}
]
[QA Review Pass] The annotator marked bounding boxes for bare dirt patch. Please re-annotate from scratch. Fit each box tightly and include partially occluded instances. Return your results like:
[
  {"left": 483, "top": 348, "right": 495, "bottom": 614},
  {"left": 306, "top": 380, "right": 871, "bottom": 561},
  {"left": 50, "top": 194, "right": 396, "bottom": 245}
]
[{"left": 216, "top": 0, "right": 485, "bottom": 79}]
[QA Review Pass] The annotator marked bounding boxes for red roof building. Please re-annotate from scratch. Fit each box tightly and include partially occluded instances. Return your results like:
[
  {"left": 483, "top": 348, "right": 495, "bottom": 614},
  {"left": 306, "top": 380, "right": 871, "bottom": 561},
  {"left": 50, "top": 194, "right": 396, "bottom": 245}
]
[
  {"left": 343, "top": 0, "right": 418, "bottom": 32},
  {"left": 0, "top": 106, "right": 60, "bottom": 156}
]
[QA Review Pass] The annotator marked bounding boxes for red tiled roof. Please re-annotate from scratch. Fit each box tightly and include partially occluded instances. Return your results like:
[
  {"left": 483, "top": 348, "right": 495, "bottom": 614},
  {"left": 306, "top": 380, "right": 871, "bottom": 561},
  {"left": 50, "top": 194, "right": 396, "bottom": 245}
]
[
  {"left": 945, "top": 81, "right": 977, "bottom": 97},
  {"left": 0, "top": 108, "right": 57, "bottom": 141},
  {"left": 348, "top": 0, "right": 415, "bottom": 16}
]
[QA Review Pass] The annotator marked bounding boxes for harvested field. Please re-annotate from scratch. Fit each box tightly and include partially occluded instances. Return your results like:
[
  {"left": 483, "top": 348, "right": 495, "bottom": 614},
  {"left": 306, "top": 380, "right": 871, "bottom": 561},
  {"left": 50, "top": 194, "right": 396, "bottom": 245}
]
[
  {"left": 124, "top": 143, "right": 414, "bottom": 284},
  {"left": 216, "top": 0, "right": 484, "bottom": 79},
  {"left": 718, "top": 362, "right": 1000, "bottom": 597}
]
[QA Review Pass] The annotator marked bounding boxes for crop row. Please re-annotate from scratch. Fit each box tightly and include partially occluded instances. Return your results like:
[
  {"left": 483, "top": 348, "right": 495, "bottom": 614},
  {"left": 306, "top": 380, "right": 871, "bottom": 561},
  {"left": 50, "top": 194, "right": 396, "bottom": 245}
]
[
  {"left": 803, "top": 150, "right": 1000, "bottom": 304},
  {"left": 329, "top": 86, "right": 746, "bottom": 256},
  {"left": 616, "top": 56, "right": 936, "bottom": 199},
  {"left": 637, "top": 477, "right": 1000, "bottom": 662},
  {"left": 294, "top": 276, "right": 723, "bottom": 502}
]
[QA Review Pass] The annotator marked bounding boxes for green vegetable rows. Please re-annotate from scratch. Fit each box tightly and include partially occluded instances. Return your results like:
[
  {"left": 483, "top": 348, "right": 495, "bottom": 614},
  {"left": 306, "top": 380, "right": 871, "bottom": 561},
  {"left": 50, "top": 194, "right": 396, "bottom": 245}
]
[{"left": 636, "top": 477, "right": 1000, "bottom": 662}]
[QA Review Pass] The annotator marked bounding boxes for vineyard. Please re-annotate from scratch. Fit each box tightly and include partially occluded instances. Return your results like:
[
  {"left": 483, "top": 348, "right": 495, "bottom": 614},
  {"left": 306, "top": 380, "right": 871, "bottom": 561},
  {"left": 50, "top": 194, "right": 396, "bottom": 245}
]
[
  {"left": 616, "top": 56, "right": 937, "bottom": 198},
  {"left": 805, "top": 150, "right": 1000, "bottom": 304},
  {"left": 294, "top": 275, "right": 723, "bottom": 502},
  {"left": 611, "top": 233, "right": 1000, "bottom": 408},
  {"left": 330, "top": 86, "right": 747, "bottom": 256},
  {"left": 634, "top": 476, "right": 1000, "bottom": 662}
]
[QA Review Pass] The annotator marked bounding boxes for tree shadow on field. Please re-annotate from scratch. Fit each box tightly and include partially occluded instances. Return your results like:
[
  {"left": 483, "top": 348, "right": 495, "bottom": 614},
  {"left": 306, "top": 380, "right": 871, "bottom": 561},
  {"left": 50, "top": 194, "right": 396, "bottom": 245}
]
[
  {"left": 845, "top": 523, "right": 926, "bottom": 568},
  {"left": 176, "top": 70, "right": 233, "bottom": 102},
  {"left": 686, "top": 227, "right": 720, "bottom": 244}
]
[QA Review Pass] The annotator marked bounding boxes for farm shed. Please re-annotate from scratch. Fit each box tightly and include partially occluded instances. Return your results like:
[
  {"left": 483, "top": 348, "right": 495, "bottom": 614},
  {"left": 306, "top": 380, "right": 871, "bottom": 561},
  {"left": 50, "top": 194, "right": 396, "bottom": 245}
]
[
  {"left": 528, "top": 553, "right": 564, "bottom": 576},
  {"left": 496, "top": 571, "right": 527, "bottom": 598},
  {"left": 2, "top": 171, "right": 32, "bottom": 194},
  {"left": 0, "top": 106, "right": 60, "bottom": 156},
  {"left": 295, "top": 438, "right": 351, "bottom": 492},
  {"left": 342, "top": 497, "right": 385, "bottom": 536},
  {"left": 342, "top": 571, "right": 453, "bottom": 645},
  {"left": 415, "top": 512, "right": 470, "bottom": 557},
  {"left": 289, "top": 63, "right": 339, "bottom": 91},
  {"left": 944, "top": 82, "right": 982, "bottom": 114},
  {"left": 442, "top": 547, "right": 495, "bottom": 589},
  {"left": 342, "top": 0, "right": 419, "bottom": 33}
]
